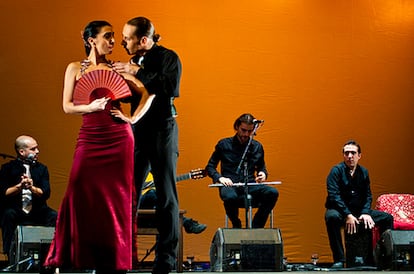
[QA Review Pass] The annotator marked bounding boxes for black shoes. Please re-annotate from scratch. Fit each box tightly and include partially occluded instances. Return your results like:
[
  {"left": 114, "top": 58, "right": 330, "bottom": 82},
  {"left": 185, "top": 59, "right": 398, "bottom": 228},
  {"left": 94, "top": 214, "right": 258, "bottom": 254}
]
[
  {"left": 331, "top": 261, "right": 344, "bottom": 269},
  {"left": 39, "top": 266, "right": 57, "bottom": 274},
  {"left": 183, "top": 218, "right": 207, "bottom": 234}
]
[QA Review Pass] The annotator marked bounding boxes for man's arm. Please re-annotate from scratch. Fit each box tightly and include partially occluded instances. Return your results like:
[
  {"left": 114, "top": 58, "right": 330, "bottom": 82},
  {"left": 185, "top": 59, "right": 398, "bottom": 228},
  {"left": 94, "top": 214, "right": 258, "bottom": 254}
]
[
  {"left": 358, "top": 168, "right": 375, "bottom": 229},
  {"left": 206, "top": 142, "right": 235, "bottom": 187},
  {"left": 206, "top": 144, "right": 223, "bottom": 183},
  {"left": 0, "top": 162, "right": 23, "bottom": 197},
  {"left": 31, "top": 164, "right": 51, "bottom": 201},
  {"left": 360, "top": 169, "right": 373, "bottom": 214},
  {"left": 254, "top": 142, "right": 268, "bottom": 182},
  {"left": 326, "top": 166, "right": 351, "bottom": 216}
]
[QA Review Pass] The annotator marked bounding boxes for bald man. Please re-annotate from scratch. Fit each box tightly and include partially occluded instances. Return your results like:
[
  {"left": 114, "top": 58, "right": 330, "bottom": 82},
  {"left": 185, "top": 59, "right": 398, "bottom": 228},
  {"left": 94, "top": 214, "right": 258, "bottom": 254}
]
[{"left": 0, "top": 135, "right": 57, "bottom": 259}]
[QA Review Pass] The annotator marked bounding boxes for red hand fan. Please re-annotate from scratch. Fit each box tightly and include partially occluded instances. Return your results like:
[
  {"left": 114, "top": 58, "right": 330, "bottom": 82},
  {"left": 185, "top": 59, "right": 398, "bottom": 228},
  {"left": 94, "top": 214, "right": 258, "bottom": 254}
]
[{"left": 73, "top": 69, "right": 131, "bottom": 105}]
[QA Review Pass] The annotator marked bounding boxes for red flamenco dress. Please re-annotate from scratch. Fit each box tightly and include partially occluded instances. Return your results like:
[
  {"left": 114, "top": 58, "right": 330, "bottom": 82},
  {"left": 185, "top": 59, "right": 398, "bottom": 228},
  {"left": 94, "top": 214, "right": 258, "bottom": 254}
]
[{"left": 44, "top": 70, "right": 135, "bottom": 272}]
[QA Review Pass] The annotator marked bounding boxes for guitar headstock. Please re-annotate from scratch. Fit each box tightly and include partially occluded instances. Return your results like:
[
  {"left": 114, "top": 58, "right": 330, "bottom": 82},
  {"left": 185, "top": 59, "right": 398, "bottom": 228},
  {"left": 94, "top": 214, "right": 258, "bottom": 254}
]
[{"left": 190, "top": 168, "right": 207, "bottom": 180}]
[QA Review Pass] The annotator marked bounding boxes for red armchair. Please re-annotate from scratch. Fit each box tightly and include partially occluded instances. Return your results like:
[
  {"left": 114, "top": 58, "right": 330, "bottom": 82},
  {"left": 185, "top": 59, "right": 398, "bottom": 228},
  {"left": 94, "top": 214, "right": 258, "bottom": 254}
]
[{"left": 375, "top": 194, "right": 414, "bottom": 230}]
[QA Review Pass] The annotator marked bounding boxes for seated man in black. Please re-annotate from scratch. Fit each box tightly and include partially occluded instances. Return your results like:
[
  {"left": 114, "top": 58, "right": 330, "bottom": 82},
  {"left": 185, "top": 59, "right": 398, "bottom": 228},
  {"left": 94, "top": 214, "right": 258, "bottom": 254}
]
[
  {"left": 325, "top": 140, "right": 393, "bottom": 269},
  {"left": 205, "top": 113, "right": 279, "bottom": 228},
  {"left": 0, "top": 135, "right": 57, "bottom": 259}
]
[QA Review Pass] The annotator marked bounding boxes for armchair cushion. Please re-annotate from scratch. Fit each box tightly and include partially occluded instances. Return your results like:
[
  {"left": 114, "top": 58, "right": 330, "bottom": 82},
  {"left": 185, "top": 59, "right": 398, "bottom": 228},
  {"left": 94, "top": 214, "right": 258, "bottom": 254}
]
[{"left": 375, "top": 194, "right": 414, "bottom": 230}]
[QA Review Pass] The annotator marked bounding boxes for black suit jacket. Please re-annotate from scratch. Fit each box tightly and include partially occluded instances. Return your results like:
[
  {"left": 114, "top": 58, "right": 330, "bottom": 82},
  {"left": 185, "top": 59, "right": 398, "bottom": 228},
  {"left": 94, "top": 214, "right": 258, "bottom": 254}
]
[{"left": 0, "top": 159, "right": 52, "bottom": 214}]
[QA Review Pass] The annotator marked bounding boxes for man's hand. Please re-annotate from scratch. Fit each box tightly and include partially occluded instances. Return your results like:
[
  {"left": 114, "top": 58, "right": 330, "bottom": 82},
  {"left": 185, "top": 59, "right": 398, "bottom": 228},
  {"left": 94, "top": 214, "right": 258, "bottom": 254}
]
[
  {"left": 112, "top": 61, "right": 139, "bottom": 75},
  {"left": 20, "top": 174, "right": 33, "bottom": 189},
  {"left": 359, "top": 214, "right": 375, "bottom": 230},
  {"left": 345, "top": 214, "right": 360, "bottom": 234},
  {"left": 255, "top": 171, "right": 266, "bottom": 183},
  {"left": 218, "top": 177, "right": 234, "bottom": 187}
]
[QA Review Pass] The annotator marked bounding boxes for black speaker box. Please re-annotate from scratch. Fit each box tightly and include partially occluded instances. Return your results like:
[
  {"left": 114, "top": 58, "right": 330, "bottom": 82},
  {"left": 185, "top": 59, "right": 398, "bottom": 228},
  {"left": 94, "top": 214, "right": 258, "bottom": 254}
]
[
  {"left": 9, "top": 225, "right": 55, "bottom": 272},
  {"left": 388, "top": 230, "right": 414, "bottom": 270},
  {"left": 210, "top": 228, "right": 283, "bottom": 272}
]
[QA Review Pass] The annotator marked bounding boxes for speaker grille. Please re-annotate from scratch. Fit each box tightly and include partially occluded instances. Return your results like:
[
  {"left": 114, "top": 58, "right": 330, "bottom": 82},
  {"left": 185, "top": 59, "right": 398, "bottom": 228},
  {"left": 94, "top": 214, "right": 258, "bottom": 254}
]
[{"left": 210, "top": 228, "right": 283, "bottom": 272}]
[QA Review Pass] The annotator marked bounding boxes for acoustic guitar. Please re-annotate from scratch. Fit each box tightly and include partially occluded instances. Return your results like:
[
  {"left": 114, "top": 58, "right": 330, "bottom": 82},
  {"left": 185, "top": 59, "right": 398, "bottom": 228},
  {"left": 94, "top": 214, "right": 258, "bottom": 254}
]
[{"left": 142, "top": 168, "right": 206, "bottom": 191}]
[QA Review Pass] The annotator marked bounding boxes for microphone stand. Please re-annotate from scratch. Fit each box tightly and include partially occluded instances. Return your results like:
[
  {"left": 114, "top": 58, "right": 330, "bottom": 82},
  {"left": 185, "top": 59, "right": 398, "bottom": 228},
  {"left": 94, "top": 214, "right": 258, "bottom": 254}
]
[
  {"left": 0, "top": 153, "right": 16, "bottom": 159},
  {"left": 236, "top": 123, "right": 260, "bottom": 229},
  {"left": 1, "top": 256, "right": 34, "bottom": 272}
]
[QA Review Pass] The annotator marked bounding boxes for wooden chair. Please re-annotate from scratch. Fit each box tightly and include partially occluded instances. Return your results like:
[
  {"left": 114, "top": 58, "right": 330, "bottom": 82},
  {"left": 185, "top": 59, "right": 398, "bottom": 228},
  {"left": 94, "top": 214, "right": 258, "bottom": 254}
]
[{"left": 136, "top": 209, "right": 186, "bottom": 272}]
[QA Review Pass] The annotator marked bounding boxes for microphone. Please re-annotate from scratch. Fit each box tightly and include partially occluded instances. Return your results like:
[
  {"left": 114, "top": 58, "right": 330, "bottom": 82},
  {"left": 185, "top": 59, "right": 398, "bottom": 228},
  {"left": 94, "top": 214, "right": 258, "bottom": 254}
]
[
  {"left": 253, "top": 119, "right": 264, "bottom": 124},
  {"left": 26, "top": 153, "right": 36, "bottom": 165}
]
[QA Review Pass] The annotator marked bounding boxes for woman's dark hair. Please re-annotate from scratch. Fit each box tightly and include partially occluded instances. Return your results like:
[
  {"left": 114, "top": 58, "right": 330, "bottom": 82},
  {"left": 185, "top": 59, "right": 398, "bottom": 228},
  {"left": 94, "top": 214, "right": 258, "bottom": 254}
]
[
  {"left": 233, "top": 113, "right": 255, "bottom": 130},
  {"left": 127, "top": 16, "right": 160, "bottom": 43},
  {"left": 82, "top": 20, "right": 112, "bottom": 55}
]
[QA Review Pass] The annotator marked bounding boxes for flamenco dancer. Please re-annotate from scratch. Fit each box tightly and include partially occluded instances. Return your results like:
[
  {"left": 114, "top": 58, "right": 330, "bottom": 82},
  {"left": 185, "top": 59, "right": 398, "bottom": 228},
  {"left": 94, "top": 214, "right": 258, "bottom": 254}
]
[{"left": 43, "top": 20, "right": 152, "bottom": 274}]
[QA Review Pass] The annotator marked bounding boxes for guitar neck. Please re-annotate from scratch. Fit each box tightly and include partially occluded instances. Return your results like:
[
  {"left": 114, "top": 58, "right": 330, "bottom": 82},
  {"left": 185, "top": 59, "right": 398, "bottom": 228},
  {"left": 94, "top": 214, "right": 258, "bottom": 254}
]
[
  {"left": 176, "top": 172, "right": 191, "bottom": 182},
  {"left": 143, "top": 170, "right": 202, "bottom": 191}
]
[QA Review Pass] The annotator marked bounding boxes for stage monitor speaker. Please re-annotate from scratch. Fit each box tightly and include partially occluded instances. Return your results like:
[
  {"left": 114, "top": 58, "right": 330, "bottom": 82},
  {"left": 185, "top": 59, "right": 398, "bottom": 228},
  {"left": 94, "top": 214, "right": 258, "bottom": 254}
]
[
  {"left": 388, "top": 230, "right": 414, "bottom": 270},
  {"left": 210, "top": 228, "right": 283, "bottom": 272},
  {"left": 9, "top": 225, "right": 55, "bottom": 272}
]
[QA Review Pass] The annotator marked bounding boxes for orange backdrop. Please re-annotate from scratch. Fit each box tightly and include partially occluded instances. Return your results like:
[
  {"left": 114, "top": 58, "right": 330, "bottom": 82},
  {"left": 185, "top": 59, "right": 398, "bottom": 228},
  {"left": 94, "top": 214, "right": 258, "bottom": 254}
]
[{"left": 0, "top": 0, "right": 414, "bottom": 264}]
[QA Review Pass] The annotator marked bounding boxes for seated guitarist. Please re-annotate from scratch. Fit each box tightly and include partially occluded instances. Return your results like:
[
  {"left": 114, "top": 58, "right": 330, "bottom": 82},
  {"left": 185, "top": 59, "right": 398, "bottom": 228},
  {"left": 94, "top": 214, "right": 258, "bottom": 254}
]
[{"left": 140, "top": 171, "right": 207, "bottom": 234}]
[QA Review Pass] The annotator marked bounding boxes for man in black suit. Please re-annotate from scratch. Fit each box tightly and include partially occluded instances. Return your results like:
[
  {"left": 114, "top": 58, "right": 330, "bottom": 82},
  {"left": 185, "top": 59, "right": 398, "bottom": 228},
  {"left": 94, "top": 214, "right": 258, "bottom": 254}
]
[{"left": 0, "top": 135, "right": 57, "bottom": 259}]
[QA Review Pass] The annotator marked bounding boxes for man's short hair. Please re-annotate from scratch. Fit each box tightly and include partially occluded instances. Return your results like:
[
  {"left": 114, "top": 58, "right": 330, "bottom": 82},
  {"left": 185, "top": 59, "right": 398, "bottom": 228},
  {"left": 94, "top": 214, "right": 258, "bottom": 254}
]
[
  {"left": 233, "top": 113, "right": 256, "bottom": 130},
  {"left": 343, "top": 140, "right": 361, "bottom": 153}
]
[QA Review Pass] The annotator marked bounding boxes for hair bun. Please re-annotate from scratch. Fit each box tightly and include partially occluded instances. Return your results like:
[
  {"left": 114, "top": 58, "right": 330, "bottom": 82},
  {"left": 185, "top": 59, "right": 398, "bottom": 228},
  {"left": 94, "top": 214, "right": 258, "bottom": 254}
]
[{"left": 153, "top": 33, "right": 161, "bottom": 43}]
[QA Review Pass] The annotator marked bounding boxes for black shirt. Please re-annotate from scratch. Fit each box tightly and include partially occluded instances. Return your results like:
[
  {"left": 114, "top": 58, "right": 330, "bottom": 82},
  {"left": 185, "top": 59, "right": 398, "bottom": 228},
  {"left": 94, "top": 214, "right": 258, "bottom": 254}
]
[
  {"left": 325, "top": 161, "right": 372, "bottom": 216},
  {"left": 206, "top": 135, "right": 268, "bottom": 184}
]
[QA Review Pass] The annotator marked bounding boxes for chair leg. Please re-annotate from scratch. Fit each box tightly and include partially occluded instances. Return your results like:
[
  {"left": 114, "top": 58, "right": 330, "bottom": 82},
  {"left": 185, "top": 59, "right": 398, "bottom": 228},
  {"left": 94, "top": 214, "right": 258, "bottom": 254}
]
[
  {"left": 270, "top": 210, "right": 274, "bottom": 228},
  {"left": 248, "top": 206, "right": 253, "bottom": 229},
  {"left": 226, "top": 207, "right": 274, "bottom": 228}
]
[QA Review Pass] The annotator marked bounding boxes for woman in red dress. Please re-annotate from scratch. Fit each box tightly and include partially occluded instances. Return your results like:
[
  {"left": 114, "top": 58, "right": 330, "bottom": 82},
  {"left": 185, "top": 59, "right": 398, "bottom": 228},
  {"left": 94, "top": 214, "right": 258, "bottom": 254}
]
[{"left": 44, "top": 20, "right": 151, "bottom": 274}]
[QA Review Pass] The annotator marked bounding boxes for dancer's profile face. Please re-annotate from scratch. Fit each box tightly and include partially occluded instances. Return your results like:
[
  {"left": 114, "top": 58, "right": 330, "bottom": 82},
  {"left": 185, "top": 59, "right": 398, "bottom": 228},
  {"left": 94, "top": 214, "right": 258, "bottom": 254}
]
[
  {"left": 121, "top": 24, "right": 142, "bottom": 56},
  {"left": 90, "top": 25, "right": 115, "bottom": 56}
]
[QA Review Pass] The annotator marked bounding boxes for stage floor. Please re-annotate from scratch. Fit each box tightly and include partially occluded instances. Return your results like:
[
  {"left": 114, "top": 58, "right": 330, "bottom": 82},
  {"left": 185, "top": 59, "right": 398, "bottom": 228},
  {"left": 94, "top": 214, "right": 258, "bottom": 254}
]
[
  {"left": 1, "top": 262, "right": 414, "bottom": 273},
  {"left": 0, "top": 269, "right": 414, "bottom": 274},
  {"left": 2, "top": 268, "right": 414, "bottom": 273}
]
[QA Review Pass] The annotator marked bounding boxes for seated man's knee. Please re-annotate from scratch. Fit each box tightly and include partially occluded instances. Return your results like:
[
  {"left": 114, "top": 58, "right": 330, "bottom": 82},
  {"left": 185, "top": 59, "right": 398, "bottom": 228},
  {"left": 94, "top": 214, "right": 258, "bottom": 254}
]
[
  {"left": 2, "top": 208, "right": 17, "bottom": 221},
  {"left": 261, "top": 188, "right": 278, "bottom": 208},
  {"left": 386, "top": 212, "right": 394, "bottom": 223},
  {"left": 49, "top": 210, "right": 58, "bottom": 226},
  {"left": 325, "top": 209, "right": 343, "bottom": 224},
  {"left": 220, "top": 190, "right": 239, "bottom": 202},
  {"left": 384, "top": 213, "right": 394, "bottom": 229},
  {"left": 268, "top": 187, "right": 279, "bottom": 201}
]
